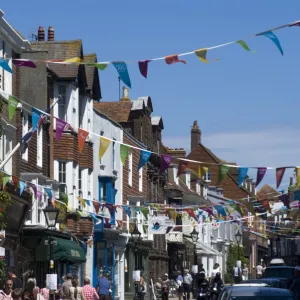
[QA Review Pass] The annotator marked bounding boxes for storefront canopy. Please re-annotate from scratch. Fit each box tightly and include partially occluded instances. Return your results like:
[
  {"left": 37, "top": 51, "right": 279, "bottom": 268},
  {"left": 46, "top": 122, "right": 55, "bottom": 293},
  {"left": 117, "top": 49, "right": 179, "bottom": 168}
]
[
  {"left": 36, "top": 237, "right": 86, "bottom": 264},
  {"left": 184, "top": 237, "right": 220, "bottom": 256}
]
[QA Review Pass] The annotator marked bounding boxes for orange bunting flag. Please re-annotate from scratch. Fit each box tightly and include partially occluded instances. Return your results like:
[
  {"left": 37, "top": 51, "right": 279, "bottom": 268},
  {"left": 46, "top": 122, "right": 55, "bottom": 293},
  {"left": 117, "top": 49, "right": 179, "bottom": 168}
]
[
  {"left": 165, "top": 54, "right": 186, "bottom": 65},
  {"left": 194, "top": 48, "right": 208, "bottom": 63},
  {"left": 78, "top": 128, "right": 89, "bottom": 153},
  {"left": 93, "top": 201, "right": 100, "bottom": 214},
  {"left": 77, "top": 197, "right": 86, "bottom": 208}
]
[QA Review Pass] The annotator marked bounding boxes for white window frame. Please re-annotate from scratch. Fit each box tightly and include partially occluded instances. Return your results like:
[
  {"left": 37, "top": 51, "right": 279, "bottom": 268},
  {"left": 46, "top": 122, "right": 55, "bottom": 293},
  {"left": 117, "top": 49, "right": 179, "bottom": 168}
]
[
  {"left": 204, "top": 171, "right": 211, "bottom": 183},
  {"left": 196, "top": 181, "right": 201, "bottom": 195},
  {"left": 37, "top": 126, "right": 43, "bottom": 168},
  {"left": 186, "top": 172, "right": 191, "bottom": 189},
  {"left": 139, "top": 167, "right": 143, "bottom": 192},
  {"left": 59, "top": 161, "right": 67, "bottom": 185},
  {"left": 22, "top": 113, "right": 28, "bottom": 161},
  {"left": 78, "top": 168, "right": 83, "bottom": 197},
  {"left": 128, "top": 153, "right": 132, "bottom": 187},
  {"left": 58, "top": 85, "right": 67, "bottom": 122}
]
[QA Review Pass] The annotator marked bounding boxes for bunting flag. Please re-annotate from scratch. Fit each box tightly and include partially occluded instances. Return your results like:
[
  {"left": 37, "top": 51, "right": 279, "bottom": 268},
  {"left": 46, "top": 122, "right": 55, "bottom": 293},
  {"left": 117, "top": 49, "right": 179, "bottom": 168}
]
[
  {"left": 56, "top": 118, "right": 70, "bottom": 141},
  {"left": 214, "top": 205, "right": 227, "bottom": 217},
  {"left": 257, "top": 31, "right": 283, "bottom": 55},
  {"left": 138, "top": 150, "right": 151, "bottom": 170},
  {"left": 296, "top": 167, "right": 300, "bottom": 186},
  {"left": 12, "top": 59, "right": 36, "bottom": 68},
  {"left": 143, "top": 225, "right": 148, "bottom": 234},
  {"left": 236, "top": 40, "right": 252, "bottom": 52},
  {"left": 122, "top": 205, "right": 131, "bottom": 218},
  {"left": 112, "top": 62, "right": 132, "bottom": 88},
  {"left": 51, "top": 199, "right": 56, "bottom": 208},
  {"left": 198, "top": 166, "right": 208, "bottom": 179},
  {"left": 217, "top": 165, "right": 230, "bottom": 185},
  {"left": 27, "top": 182, "right": 37, "bottom": 197},
  {"left": 276, "top": 167, "right": 286, "bottom": 188},
  {"left": 44, "top": 188, "right": 53, "bottom": 199},
  {"left": 64, "top": 57, "right": 82, "bottom": 63},
  {"left": 8, "top": 96, "right": 19, "bottom": 120},
  {"left": 256, "top": 167, "right": 267, "bottom": 187},
  {"left": 165, "top": 54, "right": 186, "bottom": 65},
  {"left": 140, "top": 207, "right": 149, "bottom": 220},
  {"left": 160, "top": 154, "right": 172, "bottom": 173},
  {"left": 93, "top": 201, "right": 100, "bottom": 214},
  {"left": 177, "top": 160, "right": 188, "bottom": 177},
  {"left": 3, "top": 175, "right": 10, "bottom": 187},
  {"left": 138, "top": 60, "right": 151, "bottom": 78},
  {"left": 19, "top": 181, "right": 26, "bottom": 196},
  {"left": 37, "top": 190, "right": 42, "bottom": 201},
  {"left": 135, "top": 207, "right": 140, "bottom": 214},
  {"left": 106, "top": 203, "right": 115, "bottom": 216},
  {"left": 77, "top": 197, "right": 86, "bottom": 208},
  {"left": 238, "top": 167, "right": 248, "bottom": 187},
  {"left": 194, "top": 48, "right": 208, "bottom": 63},
  {"left": 120, "top": 144, "right": 130, "bottom": 165},
  {"left": 32, "top": 108, "right": 42, "bottom": 131},
  {"left": 169, "top": 209, "right": 178, "bottom": 222},
  {"left": 86, "top": 63, "right": 108, "bottom": 71},
  {"left": 99, "top": 137, "right": 111, "bottom": 160},
  {"left": 0, "top": 58, "right": 12, "bottom": 73},
  {"left": 117, "top": 220, "right": 123, "bottom": 228},
  {"left": 84, "top": 199, "right": 91, "bottom": 206},
  {"left": 78, "top": 128, "right": 89, "bottom": 153},
  {"left": 184, "top": 208, "right": 197, "bottom": 220}
]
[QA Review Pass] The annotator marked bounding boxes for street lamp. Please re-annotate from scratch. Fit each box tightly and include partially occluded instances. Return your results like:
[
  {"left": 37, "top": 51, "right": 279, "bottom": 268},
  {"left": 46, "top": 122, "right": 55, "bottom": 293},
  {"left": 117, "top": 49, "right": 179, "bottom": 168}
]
[
  {"left": 235, "top": 230, "right": 242, "bottom": 260},
  {"left": 131, "top": 224, "right": 142, "bottom": 300},
  {"left": 190, "top": 228, "right": 199, "bottom": 299}
]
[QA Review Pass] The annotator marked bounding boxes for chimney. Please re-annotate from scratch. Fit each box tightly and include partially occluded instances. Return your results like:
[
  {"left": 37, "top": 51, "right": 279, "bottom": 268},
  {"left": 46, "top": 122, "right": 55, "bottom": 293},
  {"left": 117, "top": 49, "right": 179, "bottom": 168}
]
[
  {"left": 191, "top": 120, "right": 201, "bottom": 151},
  {"left": 38, "top": 26, "right": 45, "bottom": 41},
  {"left": 48, "top": 26, "right": 54, "bottom": 41},
  {"left": 120, "top": 86, "right": 130, "bottom": 101}
]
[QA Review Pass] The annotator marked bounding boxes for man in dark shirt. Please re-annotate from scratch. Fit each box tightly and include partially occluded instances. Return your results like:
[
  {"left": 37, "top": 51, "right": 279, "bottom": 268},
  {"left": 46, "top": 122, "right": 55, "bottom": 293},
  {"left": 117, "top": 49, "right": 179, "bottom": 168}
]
[{"left": 7, "top": 269, "right": 22, "bottom": 289}]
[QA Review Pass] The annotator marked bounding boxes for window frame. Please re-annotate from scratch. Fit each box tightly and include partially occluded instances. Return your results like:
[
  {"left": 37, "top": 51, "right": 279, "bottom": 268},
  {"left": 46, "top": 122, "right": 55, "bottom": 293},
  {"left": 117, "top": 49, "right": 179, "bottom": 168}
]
[
  {"left": 128, "top": 152, "right": 133, "bottom": 187},
  {"left": 138, "top": 167, "right": 143, "bottom": 192},
  {"left": 58, "top": 85, "right": 67, "bottom": 122}
]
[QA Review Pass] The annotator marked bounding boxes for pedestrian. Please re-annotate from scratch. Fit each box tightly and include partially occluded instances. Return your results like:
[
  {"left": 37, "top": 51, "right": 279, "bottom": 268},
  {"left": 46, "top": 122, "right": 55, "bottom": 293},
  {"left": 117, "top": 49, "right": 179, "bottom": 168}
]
[
  {"left": 256, "top": 263, "right": 263, "bottom": 279},
  {"left": 0, "top": 279, "right": 13, "bottom": 300},
  {"left": 176, "top": 272, "right": 184, "bottom": 300},
  {"left": 7, "top": 270, "right": 22, "bottom": 290},
  {"left": 199, "top": 264, "right": 205, "bottom": 274},
  {"left": 82, "top": 278, "right": 98, "bottom": 300},
  {"left": 233, "top": 264, "right": 242, "bottom": 284},
  {"left": 11, "top": 288, "right": 22, "bottom": 300},
  {"left": 96, "top": 273, "right": 110, "bottom": 300},
  {"left": 211, "top": 263, "right": 221, "bottom": 279},
  {"left": 60, "top": 274, "right": 73, "bottom": 299},
  {"left": 242, "top": 264, "right": 249, "bottom": 281},
  {"left": 182, "top": 269, "right": 192, "bottom": 300},
  {"left": 139, "top": 275, "right": 147, "bottom": 300},
  {"left": 39, "top": 283, "right": 50, "bottom": 300},
  {"left": 69, "top": 279, "right": 84, "bottom": 300},
  {"left": 161, "top": 274, "right": 170, "bottom": 300}
]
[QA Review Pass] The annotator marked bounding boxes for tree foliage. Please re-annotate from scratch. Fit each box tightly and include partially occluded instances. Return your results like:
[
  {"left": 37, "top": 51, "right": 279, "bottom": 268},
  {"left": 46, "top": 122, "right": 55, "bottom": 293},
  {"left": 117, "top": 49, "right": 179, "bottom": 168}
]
[
  {"left": 224, "top": 243, "right": 248, "bottom": 284},
  {"left": 0, "top": 259, "right": 6, "bottom": 285}
]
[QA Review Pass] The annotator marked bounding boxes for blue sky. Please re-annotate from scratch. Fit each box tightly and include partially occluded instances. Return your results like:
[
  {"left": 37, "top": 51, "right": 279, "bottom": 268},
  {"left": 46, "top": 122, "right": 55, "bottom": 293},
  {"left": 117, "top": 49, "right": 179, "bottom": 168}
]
[{"left": 2, "top": 0, "right": 300, "bottom": 190}]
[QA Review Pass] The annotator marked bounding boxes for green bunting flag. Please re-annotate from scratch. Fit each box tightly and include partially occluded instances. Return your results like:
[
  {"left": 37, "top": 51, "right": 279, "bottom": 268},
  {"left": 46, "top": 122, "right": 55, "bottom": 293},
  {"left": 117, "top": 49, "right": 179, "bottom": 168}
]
[
  {"left": 3, "top": 175, "right": 10, "bottom": 186},
  {"left": 120, "top": 144, "right": 130, "bottom": 165},
  {"left": 236, "top": 40, "right": 252, "bottom": 52},
  {"left": 140, "top": 207, "right": 149, "bottom": 220},
  {"left": 217, "top": 165, "right": 230, "bottom": 185},
  {"left": 143, "top": 225, "right": 148, "bottom": 234},
  {"left": 86, "top": 63, "right": 108, "bottom": 71},
  {"left": 8, "top": 96, "right": 19, "bottom": 120}
]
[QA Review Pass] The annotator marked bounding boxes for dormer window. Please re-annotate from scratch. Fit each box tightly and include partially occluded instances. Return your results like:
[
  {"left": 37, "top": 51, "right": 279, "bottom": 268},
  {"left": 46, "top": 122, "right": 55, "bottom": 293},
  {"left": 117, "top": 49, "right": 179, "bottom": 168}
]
[{"left": 203, "top": 171, "right": 211, "bottom": 183}]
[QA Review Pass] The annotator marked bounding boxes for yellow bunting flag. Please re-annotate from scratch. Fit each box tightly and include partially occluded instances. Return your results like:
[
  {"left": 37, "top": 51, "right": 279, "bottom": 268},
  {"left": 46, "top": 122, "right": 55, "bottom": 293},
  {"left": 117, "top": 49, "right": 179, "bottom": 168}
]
[
  {"left": 64, "top": 57, "right": 82, "bottom": 63},
  {"left": 194, "top": 48, "right": 208, "bottom": 63},
  {"left": 99, "top": 137, "right": 111, "bottom": 160},
  {"left": 77, "top": 196, "right": 86, "bottom": 208},
  {"left": 198, "top": 166, "right": 208, "bottom": 179},
  {"left": 296, "top": 167, "right": 300, "bottom": 186},
  {"left": 169, "top": 209, "right": 178, "bottom": 222}
]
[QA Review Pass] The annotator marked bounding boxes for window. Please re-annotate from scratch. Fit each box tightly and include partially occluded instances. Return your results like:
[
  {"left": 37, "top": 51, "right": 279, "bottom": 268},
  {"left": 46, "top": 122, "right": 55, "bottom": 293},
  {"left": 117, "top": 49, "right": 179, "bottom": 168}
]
[
  {"left": 99, "top": 130, "right": 104, "bottom": 165},
  {"left": 37, "top": 127, "right": 43, "bottom": 168},
  {"left": 22, "top": 113, "right": 28, "bottom": 161},
  {"left": 128, "top": 153, "right": 132, "bottom": 186},
  {"left": 196, "top": 181, "right": 201, "bottom": 194},
  {"left": 101, "top": 182, "right": 107, "bottom": 201},
  {"left": 59, "top": 161, "right": 66, "bottom": 184},
  {"left": 112, "top": 139, "right": 116, "bottom": 170},
  {"left": 88, "top": 170, "right": 92, "bottom": 200},
  {"left": 78, "top": 169, "right": 83, "bottom": 195},
  {"left": 58, "top": 85, "right": 67, "bottom": 121},
  {"left": 139, "top": 167, "right": 143, "bottom": 192},
  {"left": 204, "top": 171, "right": 211, "bottom": 182}
]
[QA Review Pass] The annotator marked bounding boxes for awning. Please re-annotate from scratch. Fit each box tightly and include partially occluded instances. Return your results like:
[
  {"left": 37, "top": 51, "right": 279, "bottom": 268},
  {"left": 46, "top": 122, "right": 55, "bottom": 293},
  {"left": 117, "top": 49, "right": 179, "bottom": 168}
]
[
  {"left": 36, "top": 237, "right": 86, "bottom": 264},
  {"left": 184, "top": 237, "right": 220, "bottom": 256}
]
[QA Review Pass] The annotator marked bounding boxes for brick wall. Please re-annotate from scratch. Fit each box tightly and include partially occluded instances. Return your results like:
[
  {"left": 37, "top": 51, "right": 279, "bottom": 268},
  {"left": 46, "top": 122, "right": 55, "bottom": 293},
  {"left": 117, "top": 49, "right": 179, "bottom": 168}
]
[
  {"left": 188, "top": 145, "right": 249, "bottom": 200},
  {"left": 122, "top": 134, "right": 147, "bottom": 225},
  {"left": 78, "top": 142, "right": 93, "bottom": 169}
]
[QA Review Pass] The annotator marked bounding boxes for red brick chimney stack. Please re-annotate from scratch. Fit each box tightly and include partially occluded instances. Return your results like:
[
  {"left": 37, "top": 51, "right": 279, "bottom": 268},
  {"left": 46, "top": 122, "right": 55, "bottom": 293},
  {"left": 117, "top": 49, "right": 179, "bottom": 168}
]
[
  {"left": 48, "top": 26, "right": 54, "bottom": 41},
  {"left": 38, "top": 26, "right": 45, "bottom": 41},
  {"left": 191, "top": 120, "right": 201, "bottom": 151}
]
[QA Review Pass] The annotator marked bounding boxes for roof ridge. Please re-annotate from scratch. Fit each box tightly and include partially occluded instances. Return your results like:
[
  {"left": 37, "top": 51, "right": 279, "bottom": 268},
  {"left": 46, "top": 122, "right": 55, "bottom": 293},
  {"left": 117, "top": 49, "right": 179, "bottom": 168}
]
[{"left": 32, "top": 39, "right": 82, "bottom": 45}]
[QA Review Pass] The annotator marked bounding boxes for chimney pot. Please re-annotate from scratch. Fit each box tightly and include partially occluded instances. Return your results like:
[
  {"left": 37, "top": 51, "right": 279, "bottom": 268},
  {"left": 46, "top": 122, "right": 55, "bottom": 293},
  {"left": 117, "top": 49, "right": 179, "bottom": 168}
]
[
  {"left": 191, "top": 120, "right": 201, "bottom": 151},
  {"left": 48, "top": 26, "right": 54, "bottom": 41},
  {"left": 38, "top": 26, "right": 45, "bottom": 41},
  {"left": 120, "top": 86, "right": 130, "bottom": 101}
]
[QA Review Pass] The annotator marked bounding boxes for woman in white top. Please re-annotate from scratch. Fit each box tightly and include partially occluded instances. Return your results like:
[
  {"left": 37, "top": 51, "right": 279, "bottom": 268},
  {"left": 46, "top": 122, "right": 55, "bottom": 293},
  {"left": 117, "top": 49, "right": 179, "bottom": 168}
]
[
  {"left": 69, "top": 279, "right": 85, "bottom": 300},
  {"left": 211, "top": 263, "right": 221, "bottom": 279}
]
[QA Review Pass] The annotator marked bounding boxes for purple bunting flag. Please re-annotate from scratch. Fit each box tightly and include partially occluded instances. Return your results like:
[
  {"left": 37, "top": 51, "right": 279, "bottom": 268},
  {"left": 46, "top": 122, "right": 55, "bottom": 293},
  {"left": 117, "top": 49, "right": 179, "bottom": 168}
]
[
  {"left": 160, "top": 154, "right": 172, "bottom": 173},
  {"left": 12, "top": 59, "right": 37, "bottom": 68},
  {"left": 28, "top": 182, "right": 37, "bottom": 197},
  {"left": 255, "top": 167, "right": 267, "bottom": 187},
  {"left": 138, "top": 60, "right": 151, "bottom": 78},
  {"left": 37, "top": 190, "right": 42, "bottom": 201},
  {"left": 56, "top": 118, "right": 70, "bottom": 141}
]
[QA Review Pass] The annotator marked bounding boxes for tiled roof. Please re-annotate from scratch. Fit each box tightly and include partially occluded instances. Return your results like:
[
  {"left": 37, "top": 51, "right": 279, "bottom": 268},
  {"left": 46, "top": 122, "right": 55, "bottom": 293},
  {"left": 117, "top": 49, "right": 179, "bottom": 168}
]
[
  {"left": 257, "top": 184, "right": 280, "bottom": 200},
  {"left": 93, "top": 101, "right": 132, "bottom": 123},
  {"left": 84, "top": 53, "right": 97, "bottom": 90},
  {"left": 31, "top": 40, "right": 83, "bottom": 78}
]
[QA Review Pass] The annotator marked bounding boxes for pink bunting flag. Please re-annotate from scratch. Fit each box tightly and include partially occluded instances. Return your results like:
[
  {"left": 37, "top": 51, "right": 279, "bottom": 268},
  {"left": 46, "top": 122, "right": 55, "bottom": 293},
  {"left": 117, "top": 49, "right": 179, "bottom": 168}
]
[
  {"left": 12, "top": 59, "right": 37, "bottom": 68},
  {"left": 165, "top": 54, "right": 186, "bottom": 65},
  {"left": 37, "top": 190, "right": 42, "bottom": 201},
  {"left": 138, "top": 60, "right": 151, "bottom": 78},
  {"left": 56, "top": 118, "right": 71, "bottom": 141}
]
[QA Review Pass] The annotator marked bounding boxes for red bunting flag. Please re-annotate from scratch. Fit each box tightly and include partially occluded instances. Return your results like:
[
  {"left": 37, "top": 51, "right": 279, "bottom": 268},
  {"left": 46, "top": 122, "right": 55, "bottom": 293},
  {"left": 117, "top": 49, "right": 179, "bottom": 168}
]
[
  {"left": 276, "top": 167, "right": 286, "bottom": 188},
  {"left": 165, "top": 54, "right": 186, "bottom": 65},
  {"left": 78, "top": 128, "right": 89, "bottom": 153},
  {"left": 184, "top": 208, "right": 197, "bottom": 220}
]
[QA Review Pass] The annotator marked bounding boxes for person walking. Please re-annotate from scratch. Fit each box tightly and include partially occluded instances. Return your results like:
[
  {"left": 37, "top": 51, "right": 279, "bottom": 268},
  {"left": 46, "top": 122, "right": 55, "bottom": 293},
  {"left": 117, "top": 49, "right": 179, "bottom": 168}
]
[
  {"left": 0, "top": 279, "right": 13, "bottom": 300},
  {"left": 242, "top": 264, "right": 249, "bottom": 281},
  {"left": 69, "top": 279, "right": 85, "bottom": 300},
  {"left": 96, "top": 273, "right": 110, "bottom": 300},
  {"left": 60, "top": 274, "right": 73, "bottom": 300},
  {"left": 233, "top": 264, "right": 242, "bottom": 284},
  {"left": 139, "top": 275, "right": 147, "bottom": 300},
  {"left": 161, "top": 274, "right": 170, "bottom": 300},
  {"left": 7, "top": 270, "right": 22, "bottom": 290},
  {"left": 82, "top": 279, "right": 98, "bottom": 300},
  {"left": 176, "top": 272, "right": 184, "bottom": 300},
  {"left": 182, "top": 270, "right": 192, "bottom": 300},
  {"left": 256, "top": 263, "right": 263, "bottom": 279},
  {"left": 211, "top": 263, "right": 221, "bottom": 280}
]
